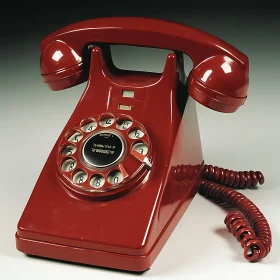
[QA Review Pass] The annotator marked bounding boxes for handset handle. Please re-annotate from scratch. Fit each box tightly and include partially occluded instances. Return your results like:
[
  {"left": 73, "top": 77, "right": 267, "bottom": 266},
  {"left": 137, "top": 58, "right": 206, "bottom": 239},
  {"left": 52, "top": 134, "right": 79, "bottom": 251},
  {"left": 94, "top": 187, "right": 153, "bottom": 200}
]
[
  {"left": 40, "top": 17, "right": 248, "bottom": 70},
  {"left": 40, "top": 17, "right": 249, "bottom": 113}
]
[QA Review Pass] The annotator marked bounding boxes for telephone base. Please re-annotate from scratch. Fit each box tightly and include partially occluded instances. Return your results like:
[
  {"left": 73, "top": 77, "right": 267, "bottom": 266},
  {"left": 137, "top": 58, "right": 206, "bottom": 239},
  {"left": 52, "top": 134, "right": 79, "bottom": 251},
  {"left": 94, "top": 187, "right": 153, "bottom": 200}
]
[
  {"left": 15, "top": 177, "right": 198, "bottom": 272},
  {"left": 16, "top": 234, "right": 151, "bottom": 272}
]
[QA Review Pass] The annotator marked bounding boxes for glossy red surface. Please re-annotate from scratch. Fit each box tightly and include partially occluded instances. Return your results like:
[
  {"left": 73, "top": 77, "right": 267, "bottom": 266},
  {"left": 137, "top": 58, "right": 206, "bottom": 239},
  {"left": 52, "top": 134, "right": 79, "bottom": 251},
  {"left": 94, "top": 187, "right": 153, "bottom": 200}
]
[
  {"left": 192, "top": 55, "right": 248, "bottom": 98},
  {"left": 16, "top": 46, "right": 204, "bottom": 271},
  {"left": 188, "top": 55, "right": 248, "bottom": 112},
  {"left": 16, "top": 17, "right": 256, "bottom": 271},
  {"left": 40, "top": 40, "right": 87, "bottom": 90},
  {"left": 41, "top": 40, "right": 82, "bottom": 74},
  {"left": 39, "top": 17, "right": 249, "bottom": 112}
]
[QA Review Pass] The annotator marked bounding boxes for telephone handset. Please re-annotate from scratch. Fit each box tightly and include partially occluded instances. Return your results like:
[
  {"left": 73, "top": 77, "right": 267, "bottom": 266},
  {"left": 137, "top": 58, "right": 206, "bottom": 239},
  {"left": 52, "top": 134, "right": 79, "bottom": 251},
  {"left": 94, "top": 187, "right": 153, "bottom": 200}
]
[
  {"left": 16, "top": 17, "right": 271, "bottom": 271},
  {"left": 40, "top": 17, "right": 248, "bottom": 113}
]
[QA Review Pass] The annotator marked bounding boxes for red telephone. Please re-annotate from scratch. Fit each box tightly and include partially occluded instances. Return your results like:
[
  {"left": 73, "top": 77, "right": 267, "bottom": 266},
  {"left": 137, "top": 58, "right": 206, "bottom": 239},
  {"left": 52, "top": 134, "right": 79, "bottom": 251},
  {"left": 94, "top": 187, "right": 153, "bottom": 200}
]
[{"left": 15, "top": 17, "right": 272, "bottom": 271}]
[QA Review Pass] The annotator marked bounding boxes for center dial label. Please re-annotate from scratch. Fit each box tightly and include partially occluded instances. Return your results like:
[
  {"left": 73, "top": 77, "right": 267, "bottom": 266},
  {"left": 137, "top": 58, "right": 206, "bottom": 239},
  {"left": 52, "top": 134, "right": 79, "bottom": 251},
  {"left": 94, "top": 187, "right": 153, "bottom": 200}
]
[{"left": 82, "top": 131, "right": 124, "bottom": 168}]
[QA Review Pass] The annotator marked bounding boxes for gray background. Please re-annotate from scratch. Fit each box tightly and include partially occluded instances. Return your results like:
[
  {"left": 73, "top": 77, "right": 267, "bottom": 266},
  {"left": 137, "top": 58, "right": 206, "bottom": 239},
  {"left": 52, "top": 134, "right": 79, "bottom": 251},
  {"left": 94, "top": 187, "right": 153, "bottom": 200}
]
[{"left": 1, "top": 5, "right": 279, "bottom": 279}]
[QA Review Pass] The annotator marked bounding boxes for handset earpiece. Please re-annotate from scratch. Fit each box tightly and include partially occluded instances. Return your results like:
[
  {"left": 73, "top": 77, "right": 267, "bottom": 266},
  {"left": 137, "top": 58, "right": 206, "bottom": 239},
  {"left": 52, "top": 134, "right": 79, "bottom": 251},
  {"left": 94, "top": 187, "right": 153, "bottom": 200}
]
[
  {"left": 40, "top": 40, "right": 87, "bottom": 91},
  {"left": 187, "top": 55, "right": 249, "bottom": 113}
]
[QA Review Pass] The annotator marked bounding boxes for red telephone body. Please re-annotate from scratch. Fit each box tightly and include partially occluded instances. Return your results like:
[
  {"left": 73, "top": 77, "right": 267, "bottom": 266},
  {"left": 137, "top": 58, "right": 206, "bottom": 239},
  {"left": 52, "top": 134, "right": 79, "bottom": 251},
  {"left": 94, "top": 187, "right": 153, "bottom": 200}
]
[{"left": 15, "top": 17, "right": 250, "bottom": 271}]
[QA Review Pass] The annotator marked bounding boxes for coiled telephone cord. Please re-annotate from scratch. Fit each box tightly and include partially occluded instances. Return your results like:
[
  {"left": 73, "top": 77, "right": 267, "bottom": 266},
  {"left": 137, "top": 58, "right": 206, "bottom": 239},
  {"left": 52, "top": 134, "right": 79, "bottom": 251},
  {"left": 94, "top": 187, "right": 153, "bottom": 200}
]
[{"left": 174, "top": 164, "right": 272, "bottom": 262}]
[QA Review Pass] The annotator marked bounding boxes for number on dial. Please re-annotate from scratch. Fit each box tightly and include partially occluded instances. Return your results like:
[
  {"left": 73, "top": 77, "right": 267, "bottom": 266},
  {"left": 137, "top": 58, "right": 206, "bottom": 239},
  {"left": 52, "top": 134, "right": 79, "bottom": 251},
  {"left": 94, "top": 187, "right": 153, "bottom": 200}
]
[
  {"left": 116, "top": 119, "right": 133, "bottom": 130},
  {"left": 129, "top": 129, "right": 144, "bottom": 139},
  {"left": 73, "top": 171, "right": 88, "bottom": 184},
  {"left": 68, "top": 131, "right": 83, "bottom": 142},
  {"left": 108, "top": 171, "right": 124, "bottom": 185},
  {"left": 99, "top": 117, "right": 115, "bottom": 127},
  {"left": 61, "top": 145, "right": 77, "bottom": 156},
  {"left": 61, "top": 159, "right": 77, "bottom": 172},
  {"left": 90, "top": 175, "right": 105, "bottom": 189},
  {"left": 81, "top": 121, "right": 97, "bottom": 132},
  {"left": 132, "top": 142, "right": 148, "bottom": 155}
]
